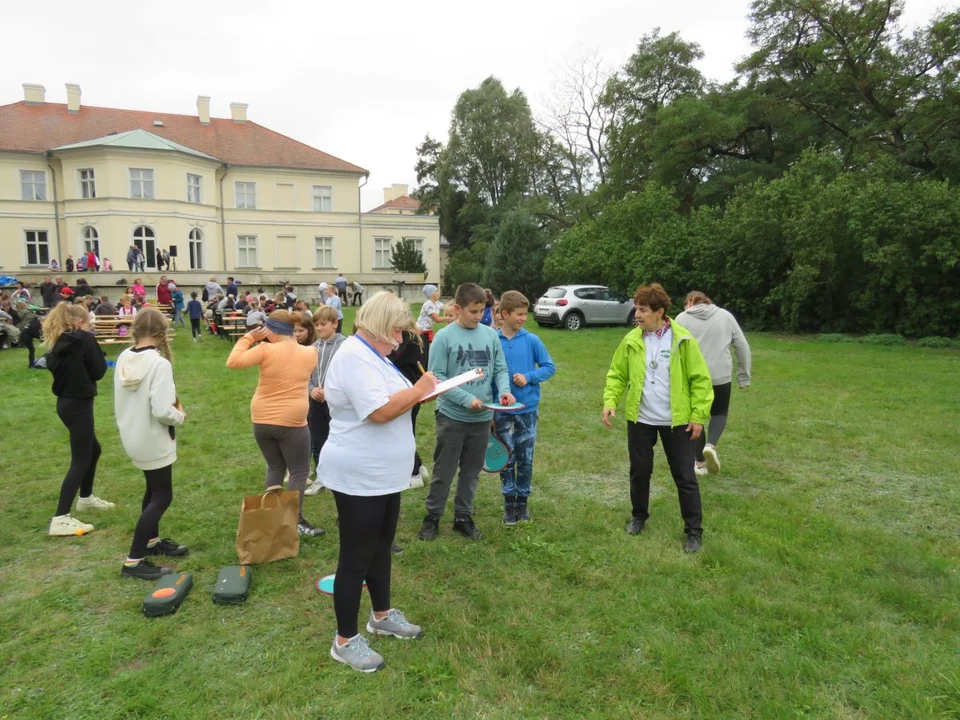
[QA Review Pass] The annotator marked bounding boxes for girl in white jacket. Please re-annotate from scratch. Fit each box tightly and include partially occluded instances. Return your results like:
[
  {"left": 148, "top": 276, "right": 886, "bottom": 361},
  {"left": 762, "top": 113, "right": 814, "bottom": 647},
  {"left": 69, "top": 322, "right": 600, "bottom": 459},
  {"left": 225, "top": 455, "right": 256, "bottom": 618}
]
[{"left": 114, "top": 309, "right": 188, "bottom": 580}]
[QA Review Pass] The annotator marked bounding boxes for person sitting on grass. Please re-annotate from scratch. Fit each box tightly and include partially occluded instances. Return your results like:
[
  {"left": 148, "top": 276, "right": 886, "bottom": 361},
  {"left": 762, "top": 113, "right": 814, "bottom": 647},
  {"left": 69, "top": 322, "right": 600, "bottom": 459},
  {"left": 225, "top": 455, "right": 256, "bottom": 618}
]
[
  {"left": 601, "top": 283, "right": 713, "bottom": 553},
  {"left": 114, "top": 309, "right": 188, "bottom": 580}
]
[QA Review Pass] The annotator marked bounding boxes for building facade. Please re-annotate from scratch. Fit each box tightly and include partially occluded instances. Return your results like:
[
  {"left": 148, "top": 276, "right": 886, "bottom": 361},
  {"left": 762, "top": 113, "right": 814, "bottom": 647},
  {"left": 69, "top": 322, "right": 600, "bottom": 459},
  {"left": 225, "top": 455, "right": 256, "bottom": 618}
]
[{"left": 0, "top": 83, "right": 440, "bottom": 296}]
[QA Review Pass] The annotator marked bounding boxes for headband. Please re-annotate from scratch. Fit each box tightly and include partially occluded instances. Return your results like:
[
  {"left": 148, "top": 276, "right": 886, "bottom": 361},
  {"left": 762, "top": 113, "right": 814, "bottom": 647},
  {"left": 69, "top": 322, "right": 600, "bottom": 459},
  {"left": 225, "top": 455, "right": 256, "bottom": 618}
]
[{"left": 265, "top": 318, "right": 294, "bottom": 335}]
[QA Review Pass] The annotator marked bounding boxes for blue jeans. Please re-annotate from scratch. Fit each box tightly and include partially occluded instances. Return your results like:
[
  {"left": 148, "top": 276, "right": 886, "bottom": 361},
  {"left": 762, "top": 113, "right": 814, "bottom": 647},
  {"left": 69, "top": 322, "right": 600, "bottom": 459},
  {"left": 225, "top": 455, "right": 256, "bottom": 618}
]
[
  {"left": 494, "top": 412, "right": 538, "bottom": 498},
  {"left": 173, "top": 306, "right": 184, "bottom": 326}
]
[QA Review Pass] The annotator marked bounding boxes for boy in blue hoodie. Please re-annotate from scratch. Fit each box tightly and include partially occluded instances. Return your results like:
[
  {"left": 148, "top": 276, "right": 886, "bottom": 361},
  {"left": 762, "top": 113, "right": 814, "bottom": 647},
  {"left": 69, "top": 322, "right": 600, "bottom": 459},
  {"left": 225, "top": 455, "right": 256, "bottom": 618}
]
[{"left": 494, "top": 291, "right": 556, "bottom": 525}]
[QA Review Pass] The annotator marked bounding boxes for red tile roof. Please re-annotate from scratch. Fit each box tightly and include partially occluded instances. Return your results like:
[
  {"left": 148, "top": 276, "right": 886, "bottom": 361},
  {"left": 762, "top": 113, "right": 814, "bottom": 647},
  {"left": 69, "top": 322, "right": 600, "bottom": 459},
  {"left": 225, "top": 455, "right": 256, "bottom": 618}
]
[
  {"left": 0, "top": 101, "right": 368, "bottom": 175},
  {"left": 368, "top": 195, "right": 421, "bottom": 213}
]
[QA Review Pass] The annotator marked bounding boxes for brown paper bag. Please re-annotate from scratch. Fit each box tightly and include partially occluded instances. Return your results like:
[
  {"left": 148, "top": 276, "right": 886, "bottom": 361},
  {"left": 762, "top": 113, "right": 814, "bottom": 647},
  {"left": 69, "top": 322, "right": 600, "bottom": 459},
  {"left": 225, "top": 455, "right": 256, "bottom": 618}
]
[{"left": 236, "top": 485, "right": 300, "bottom": 564}]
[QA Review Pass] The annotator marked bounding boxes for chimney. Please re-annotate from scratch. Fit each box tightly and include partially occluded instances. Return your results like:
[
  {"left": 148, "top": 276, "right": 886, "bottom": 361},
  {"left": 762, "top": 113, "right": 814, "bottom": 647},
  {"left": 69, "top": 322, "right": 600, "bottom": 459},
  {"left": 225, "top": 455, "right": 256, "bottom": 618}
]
[
  {"left": 66, "top": 83, "right": 81, "bottom": 113},
  {"left": 197, "top": 95, "right": 211, "bottom": 125},
  {"left": 230, "top": 103, "right": 248, "bottom": 123},
  {"left": 23, "top": 83, "right": 46, "bottom": 104},
  {"left": 383, "top": 183, "right": 409, "bottom": 203}
]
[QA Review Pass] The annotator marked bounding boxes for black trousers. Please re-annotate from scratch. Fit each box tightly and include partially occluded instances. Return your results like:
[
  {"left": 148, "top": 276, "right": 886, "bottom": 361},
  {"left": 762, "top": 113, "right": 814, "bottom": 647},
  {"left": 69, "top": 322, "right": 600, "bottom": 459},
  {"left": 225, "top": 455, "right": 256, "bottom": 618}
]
[
  {"left": 190, "top": 318, "right": 202, "bottom": 338},
  {"left": 627, "top": 421, "right": 702, "bottom": 534},
  {"left": 411, "top": 403, "right": 423, "bottom": 475},
  {"left": 336, "top": 319, "right": 343, "bottom": 334},
  {"left": 55, "top": 397, "right": 102, "bottom": 516},
  {"left": 332, "top": 491, "right": 400, "bottom": 638},
  {"left": 351, "top": 292, "right": 362, "bottom": 306},
  {"left": 308, "top": 398, "right": 331, "bottom": 469},
  {"left": 129, "top": 465, "right": 174, "bottom": 559}
]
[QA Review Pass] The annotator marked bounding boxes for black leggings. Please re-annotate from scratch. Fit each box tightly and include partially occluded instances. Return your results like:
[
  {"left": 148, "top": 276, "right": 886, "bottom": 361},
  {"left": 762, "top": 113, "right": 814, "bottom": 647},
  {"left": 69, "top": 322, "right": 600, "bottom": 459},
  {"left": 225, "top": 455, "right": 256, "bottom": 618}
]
[
  {"left": 190, "top": 318, "right": 202, "bottom": 338},
  {"left": 332, "top": 491, "right": 400, "bottom": 638},
  {"left": 308, "top": 398, "right": 331, "bottom": 470},
  {"left": 55, "top": 397, "right": 101, "bottom": 516},
  {"left": 411, "top": 403, "right": 422, "bottom": 475},
  {"left": 129, "top": 465, "right": 174, "bottom": 559}
]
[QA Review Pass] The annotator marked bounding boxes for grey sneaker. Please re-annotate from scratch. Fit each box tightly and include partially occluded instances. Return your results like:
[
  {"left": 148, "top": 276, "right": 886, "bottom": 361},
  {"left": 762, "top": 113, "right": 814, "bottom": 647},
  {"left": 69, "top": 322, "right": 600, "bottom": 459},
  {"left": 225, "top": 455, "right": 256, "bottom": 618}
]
[
  {"left": 366, "top": 608, "right": 422, "bottom": 639},
  {"left": 329, "top": 634, "right": 385, "bottom": 673}
]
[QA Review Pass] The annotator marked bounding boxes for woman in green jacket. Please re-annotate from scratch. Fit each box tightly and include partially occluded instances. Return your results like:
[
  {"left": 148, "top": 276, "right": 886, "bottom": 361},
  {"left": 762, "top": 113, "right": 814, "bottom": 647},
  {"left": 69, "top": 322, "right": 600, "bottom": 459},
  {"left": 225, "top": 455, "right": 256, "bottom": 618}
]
[{"left": 601, "top": 283, "right": 713, "bottom": 553}]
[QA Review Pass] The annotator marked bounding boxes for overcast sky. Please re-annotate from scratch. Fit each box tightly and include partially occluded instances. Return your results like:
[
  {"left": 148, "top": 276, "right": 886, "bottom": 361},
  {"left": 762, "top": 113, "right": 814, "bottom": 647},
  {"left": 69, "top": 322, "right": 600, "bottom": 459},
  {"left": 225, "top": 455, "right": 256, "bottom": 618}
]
[{"left": 1, "top": 0, "right": 948, "bottom": 209}]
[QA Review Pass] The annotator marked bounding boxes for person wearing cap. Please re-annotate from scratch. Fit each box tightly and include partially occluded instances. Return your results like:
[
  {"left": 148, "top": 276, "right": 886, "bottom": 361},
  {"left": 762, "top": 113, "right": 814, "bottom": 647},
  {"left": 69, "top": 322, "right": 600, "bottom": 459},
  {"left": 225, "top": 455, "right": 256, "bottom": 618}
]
[
  {"left": 415, "top": 284, "right": 448, "bottom": 368},
  {"left": 226, "top": 309, "right": 326, "bottom": 538},
  {"left": 59, "top": 286, "right": 76, "bottom": 304}
]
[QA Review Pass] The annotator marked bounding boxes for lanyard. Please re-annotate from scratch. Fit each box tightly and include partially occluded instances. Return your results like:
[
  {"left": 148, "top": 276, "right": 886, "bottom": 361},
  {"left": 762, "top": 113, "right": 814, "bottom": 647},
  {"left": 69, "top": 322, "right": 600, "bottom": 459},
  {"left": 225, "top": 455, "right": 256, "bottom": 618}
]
[{"left": 354, "top": 334, "right": 407, "bottom": 382}]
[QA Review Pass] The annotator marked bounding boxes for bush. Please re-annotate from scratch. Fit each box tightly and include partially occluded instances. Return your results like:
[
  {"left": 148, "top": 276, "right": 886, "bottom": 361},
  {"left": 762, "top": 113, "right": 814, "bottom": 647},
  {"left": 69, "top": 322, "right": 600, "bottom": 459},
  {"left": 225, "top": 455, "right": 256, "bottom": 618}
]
[
  {"left": 816, "top": 333, "right": 854, "bottom": 343},
  {"left": 860, "top": 334, "right": 907, "bottom": 346},
  {"left": 916, "top": 336, "right": 957, "bottom": 349}
]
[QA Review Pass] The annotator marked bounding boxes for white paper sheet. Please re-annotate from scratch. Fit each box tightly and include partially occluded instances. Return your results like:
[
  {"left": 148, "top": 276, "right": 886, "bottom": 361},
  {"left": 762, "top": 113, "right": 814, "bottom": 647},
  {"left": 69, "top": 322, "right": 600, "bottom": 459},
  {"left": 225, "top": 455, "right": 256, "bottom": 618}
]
[{"left": 421, "top": 367, "right": 485, "bottom": 401}]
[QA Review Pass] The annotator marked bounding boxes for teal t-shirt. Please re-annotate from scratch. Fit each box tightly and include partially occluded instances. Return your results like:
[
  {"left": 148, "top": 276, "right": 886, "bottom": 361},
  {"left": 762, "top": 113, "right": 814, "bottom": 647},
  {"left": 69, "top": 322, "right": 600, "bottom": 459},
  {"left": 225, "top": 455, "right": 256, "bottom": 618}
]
[{"left": 428, "top": 322, "right": 509, "bottom": 423}]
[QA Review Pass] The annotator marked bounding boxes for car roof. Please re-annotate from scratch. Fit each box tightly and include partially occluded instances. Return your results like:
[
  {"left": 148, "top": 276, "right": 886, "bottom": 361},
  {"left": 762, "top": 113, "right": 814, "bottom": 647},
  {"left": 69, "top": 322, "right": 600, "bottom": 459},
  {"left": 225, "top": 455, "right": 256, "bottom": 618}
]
[{"left": 548, "top": 284, "right": 609, "bottom": 290}]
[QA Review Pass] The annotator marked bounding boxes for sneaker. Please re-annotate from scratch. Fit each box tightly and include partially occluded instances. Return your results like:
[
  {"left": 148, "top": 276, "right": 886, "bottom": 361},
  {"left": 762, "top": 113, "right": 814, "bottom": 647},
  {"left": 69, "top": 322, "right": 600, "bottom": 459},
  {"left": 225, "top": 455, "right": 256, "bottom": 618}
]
[
  {"left": 516, "top": 498, "right": 531, "bottom": 523},
  {"left": 452, "top": 514, "right": 483, "bottom": 540},
  {"left": 366, "top": 608, "right": 422, "bottom": 639},
  {"left": 48, "top": 514, "right": 94, "bottom": 536},
  {"left": 330, "top": 634, "right": 385, "bottom": 673},
  {"left": 146, "top": 538, "right": 189, "bottom": 557},
  {"left": 417, "top": 514, "right": 440, "bottom": 541},
  {"left": 703, "top": 445, "right": 721, "bottom": 474},
  {"left": 391, "top": 542, "right": 404, "bottom": 555},
  {"left": 298, "top": 519, "right": 326, "bottom": 537},
  {"left": 409, "top": 471, "right": 424, "bottom": 489},
  {"left": 76, "top": 494, "right": 116, "bottom": 510},
  {"left": 304, "top": 481, "right": 325, "bottom": 496},
  {"left": 625, "top": 517, "right": 645, "bottom": 535},
  {"left": 120, "top": 558, "right": 173, "bottom": 580},
  {"left": 694, "top": 463, "right": 708, "bottom": 477},
  {"left": 683, "top": 532, "right": 703, "bottom": 553},
  {"left": 418, "top": 466, "right": 430, "bottom": 482}
]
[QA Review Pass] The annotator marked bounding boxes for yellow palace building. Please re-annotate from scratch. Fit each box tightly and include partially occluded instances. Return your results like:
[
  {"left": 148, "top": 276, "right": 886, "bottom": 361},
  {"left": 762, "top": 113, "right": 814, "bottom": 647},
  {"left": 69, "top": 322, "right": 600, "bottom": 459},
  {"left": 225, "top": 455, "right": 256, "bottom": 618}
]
[{"left": 0, "top": 83, "right": 439, "bottom": 297}]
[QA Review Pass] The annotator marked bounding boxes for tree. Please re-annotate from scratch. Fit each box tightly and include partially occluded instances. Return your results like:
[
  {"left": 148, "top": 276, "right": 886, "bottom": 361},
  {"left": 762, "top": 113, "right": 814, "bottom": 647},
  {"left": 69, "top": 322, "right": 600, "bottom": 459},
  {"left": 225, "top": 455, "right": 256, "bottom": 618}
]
[
  {"left": 482, "top": 209, "right": 548, "bottom": 300},
  {"left": 390, "top": 238, "right": 427, "bottom": 274}
]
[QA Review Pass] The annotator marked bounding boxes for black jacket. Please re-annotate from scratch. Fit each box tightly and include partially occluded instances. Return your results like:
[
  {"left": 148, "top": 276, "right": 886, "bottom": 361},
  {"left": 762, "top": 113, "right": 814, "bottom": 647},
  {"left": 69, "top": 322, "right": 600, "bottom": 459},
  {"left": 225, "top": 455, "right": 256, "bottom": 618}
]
[
  {"left": 40, "top": 282, "right": 58, "bottom": 305},
  {"left": 47, "top": 330, "right": 106, "bottom": 398},
  {"left": 388, "top": 331, "right": 424, "bottom": 386}
]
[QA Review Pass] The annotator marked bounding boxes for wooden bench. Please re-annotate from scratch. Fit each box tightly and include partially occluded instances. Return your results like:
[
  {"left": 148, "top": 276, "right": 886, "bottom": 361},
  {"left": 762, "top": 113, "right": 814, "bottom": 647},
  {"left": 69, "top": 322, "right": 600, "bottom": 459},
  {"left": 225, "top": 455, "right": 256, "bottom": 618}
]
[{"left": 94, "top": 317, "right": 176, "bottom": 346}]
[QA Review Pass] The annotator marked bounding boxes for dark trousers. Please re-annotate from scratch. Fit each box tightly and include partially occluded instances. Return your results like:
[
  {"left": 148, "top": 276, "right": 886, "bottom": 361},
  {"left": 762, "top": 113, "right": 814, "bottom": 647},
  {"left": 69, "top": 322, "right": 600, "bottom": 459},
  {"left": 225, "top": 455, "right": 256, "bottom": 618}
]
[
  {"left": 351, "top": 292, "right": 362, "bottom": 306},
  {"left": 336, "top": 319, "right": 343, "bottom": 334},
  {"left": 411, "top": 403, "right": 422, "bottom": 475},
  {"left": 627, "top": 421, "right": 702, "bottom": 534},
  {"left": 426, "top": 413, "right": 490, "bottom": 518},
  {"left": 190, "top": 318, "right": 202, "bottom": 338},
  {"left": 308, "top": 398, "right": 331, "bottom": 470},
  {"left": 129, "top": 465, "right": 174, "bottom": 559},
  {"left": 695, "top": 382, "right": 732, "bottom": 462},
  {"left": 332, "top": 491, "right": 400, "bottom": 638},
  {"left": 55, "top": 397, "right": 101, "bottom": 516},
  {"left": 252, "top": 423, "right": 310, "bottom": 515}
]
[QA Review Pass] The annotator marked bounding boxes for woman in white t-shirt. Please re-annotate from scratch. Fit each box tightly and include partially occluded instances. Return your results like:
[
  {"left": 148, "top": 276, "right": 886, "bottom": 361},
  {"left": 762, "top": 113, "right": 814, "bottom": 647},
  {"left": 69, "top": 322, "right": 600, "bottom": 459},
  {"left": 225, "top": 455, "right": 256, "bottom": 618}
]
[{"left": 320, "top": 291, "right": 437, "bottom": 674}]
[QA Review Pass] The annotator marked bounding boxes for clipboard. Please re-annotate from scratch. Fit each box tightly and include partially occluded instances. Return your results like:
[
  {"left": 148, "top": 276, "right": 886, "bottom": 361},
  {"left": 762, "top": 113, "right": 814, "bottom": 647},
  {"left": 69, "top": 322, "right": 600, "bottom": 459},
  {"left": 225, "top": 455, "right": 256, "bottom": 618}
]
[{"left": 421, "top": 368, "right": 484, "bottom": 401}]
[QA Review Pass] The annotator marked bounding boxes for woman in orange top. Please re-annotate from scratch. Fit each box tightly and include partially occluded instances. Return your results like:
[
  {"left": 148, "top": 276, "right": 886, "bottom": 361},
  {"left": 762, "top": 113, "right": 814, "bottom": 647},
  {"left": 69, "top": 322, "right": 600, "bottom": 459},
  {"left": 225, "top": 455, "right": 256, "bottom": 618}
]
[{"left": 226, "top": 309, "right": 325, "bottom": 537}]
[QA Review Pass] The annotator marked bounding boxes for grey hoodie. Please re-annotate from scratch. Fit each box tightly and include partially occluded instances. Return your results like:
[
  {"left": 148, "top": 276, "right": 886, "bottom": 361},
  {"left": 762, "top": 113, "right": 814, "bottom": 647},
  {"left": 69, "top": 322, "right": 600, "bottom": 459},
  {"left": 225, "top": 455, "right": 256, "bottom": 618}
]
[
  {"left": 675, "top": 304, "right": 752, "bottom": 387},
  {"left": 308, "top": 333, "right": 347, "bottom": 393}
]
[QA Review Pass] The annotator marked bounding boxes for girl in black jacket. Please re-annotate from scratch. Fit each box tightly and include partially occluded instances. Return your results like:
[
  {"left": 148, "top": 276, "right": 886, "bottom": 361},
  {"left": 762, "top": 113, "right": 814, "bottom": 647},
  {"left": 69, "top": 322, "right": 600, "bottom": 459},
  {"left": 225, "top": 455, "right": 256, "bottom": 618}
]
[{"left": 43, "top": 303, "right": 113, "bottom": 537}]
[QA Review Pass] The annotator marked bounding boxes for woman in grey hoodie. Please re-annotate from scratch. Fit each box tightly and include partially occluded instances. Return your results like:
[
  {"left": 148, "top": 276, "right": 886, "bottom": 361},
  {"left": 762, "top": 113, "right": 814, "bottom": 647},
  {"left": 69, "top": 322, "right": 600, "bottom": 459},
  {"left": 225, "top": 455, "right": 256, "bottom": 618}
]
[{"left": 675, "top": 291, "right": 752, "bottom": 476}]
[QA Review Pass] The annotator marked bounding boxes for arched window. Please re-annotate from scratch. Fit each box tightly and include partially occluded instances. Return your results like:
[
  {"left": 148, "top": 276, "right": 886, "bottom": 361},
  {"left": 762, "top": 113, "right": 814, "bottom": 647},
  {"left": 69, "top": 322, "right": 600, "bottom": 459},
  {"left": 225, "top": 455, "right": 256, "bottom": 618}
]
[
  {"left": 188, "top": 228, "right": 204, "bottom": 270},
  {"left": 133, "top": 225, "right": 157, "bottom": 269},
  {"left": 82, "top": 226, "right": 99, "bottom": 256}
]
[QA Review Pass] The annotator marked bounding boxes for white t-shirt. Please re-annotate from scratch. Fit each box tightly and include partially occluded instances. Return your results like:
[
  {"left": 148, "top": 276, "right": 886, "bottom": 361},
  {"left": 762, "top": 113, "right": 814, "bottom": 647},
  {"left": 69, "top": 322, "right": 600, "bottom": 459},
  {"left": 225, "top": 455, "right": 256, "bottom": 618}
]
[
  {"left": 638, "top": 327, "right": 673, "bottom": 426},
  {"left": 318, "top": 336, "right": 415, "bottom": 496},
  {"left": 417, "top": 299, "right": 443, "bottom": 331}
]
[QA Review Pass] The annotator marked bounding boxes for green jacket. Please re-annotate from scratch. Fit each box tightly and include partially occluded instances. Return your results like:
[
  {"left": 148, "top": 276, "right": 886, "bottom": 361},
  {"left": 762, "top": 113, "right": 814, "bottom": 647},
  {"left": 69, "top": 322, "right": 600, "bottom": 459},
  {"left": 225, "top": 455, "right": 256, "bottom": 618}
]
[{"left": 603, "top": 322, "right": 714, "bottom": 426}]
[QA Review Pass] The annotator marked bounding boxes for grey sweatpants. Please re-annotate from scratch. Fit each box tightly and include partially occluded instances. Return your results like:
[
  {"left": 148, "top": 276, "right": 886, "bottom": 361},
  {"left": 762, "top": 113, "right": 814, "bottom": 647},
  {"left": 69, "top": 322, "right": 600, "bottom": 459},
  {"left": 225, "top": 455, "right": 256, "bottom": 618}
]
[
  {"left": 252, "top": 423, "right": 310, "bottom": 515},
  {"left": 425, "top": 413, "right": 490, "bottom": 518}
]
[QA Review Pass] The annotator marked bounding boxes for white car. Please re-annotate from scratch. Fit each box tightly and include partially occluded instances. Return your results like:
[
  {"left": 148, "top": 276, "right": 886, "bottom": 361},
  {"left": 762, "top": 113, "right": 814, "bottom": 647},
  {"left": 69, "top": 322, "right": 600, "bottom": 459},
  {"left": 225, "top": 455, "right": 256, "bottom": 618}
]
[{"left": 534, "top": 285, "right": 635, "bottom": 330}]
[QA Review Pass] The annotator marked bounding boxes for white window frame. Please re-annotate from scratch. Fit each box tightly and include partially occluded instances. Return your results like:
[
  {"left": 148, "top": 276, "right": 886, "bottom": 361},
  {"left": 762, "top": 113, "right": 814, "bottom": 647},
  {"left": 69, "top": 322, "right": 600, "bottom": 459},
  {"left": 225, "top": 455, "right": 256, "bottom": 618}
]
[
  {"left": 129, "top": 168, "right": 155, "bottom": 199},
  {"left": 20, "top": 170, "right": 46, "bottom": 201},
  {"left": 24, "top": 229, "right": 50, "bottom": 266},
  {"left": 235, "top": 181, "right": 257, "bottom": 209},
  {"left": 236, "top": 235, "right": 259, "bottom": 268},
  {"left": 133, "top": 225, "right": 157, "bottom": 269},
  {"left": 374, "top": 237, "right": 393, "bottom": 269},
  {"left": 312, "top": 185, "right": 332, "bottom": 212},
  {"left": 79, "top": 168, "right": 96, "bottom": 199},
  {"left": 314, "top": 236, "right": 335, "bottom": 268},
  {"left": 82, "top": 226, "right": 99, "bottom": 255},
  {"left": 186, "top": 174, "right": 202, "bottom": 203},
  {"left": 188, "top": 228, "right": 204, "bottom": 270},
  {"left": 404, "top": 236, "right": 425, "bottom": 257}
]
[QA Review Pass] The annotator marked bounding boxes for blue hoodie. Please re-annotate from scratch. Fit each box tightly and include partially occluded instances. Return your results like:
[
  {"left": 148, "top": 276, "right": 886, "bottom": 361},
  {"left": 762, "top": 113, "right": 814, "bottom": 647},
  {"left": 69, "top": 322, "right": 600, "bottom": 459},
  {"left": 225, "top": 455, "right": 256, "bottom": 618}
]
[{"left": 495, "top": 328, "right": 556, "bottom": 413}]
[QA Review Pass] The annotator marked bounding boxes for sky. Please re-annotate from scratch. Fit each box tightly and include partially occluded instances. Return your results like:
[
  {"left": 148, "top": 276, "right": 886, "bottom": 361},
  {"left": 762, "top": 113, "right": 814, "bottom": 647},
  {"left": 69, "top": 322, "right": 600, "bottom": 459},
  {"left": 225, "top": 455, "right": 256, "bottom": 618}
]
[{"left": 0, "top": 0, "right": 949, "bottom": 210}]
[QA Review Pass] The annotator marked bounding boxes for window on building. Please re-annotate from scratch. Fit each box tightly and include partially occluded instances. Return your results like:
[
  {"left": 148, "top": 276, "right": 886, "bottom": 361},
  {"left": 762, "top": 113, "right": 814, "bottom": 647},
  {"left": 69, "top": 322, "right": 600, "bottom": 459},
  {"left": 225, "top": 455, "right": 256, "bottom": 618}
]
[
  {"left": 237, "top": 235, "right": 258, "bottom": 267},
  {"left": 187, "top": 174, "right": 202, "bottom": 203},
  {"left": 189, "top": 228, "right": 204, "bottom": 269},
  {"left": 133, "top": 225, "right": 157, "bottom": 268},
  {"left": 82, "top": 226, "right": 99, "bottom": 256},
  {"left": 374, "top": 237, "right": 392, "bottom": 269},
  {"left": 130, "top": 169, "right": 155, "bottom": 199},
  {"left": 24, "top": 230, "right": 50, "bottom": 265},
  {"left": 315, "top": 237, "right": 334, "bottom": 268},
  {"left": 79, "top": 169, "right": 96, "bottom": 199},
  {"left": 404, "top": 236, "right": 425, "bottom": 257},
  {"left": 20, "top": 170, "right": 46, "bottom": 201},
  {"left": 235, "top": 182, "right": 256, "bottom": 209},
  {"left": 312, "top": 185, "right": 332, "bottom": 212}
]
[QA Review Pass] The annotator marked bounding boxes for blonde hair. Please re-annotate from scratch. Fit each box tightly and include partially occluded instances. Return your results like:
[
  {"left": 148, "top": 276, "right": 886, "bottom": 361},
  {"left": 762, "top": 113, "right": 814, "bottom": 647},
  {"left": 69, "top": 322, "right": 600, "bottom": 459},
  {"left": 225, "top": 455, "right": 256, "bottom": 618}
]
[
  {"left": 42, "top": 303, "right": 88, "bottom": 349},
  {"left": 355, "top": 291, "right": 411, "bottom": 344},
  {"left": 132, "top": 308, "right": 172, "bottom": 361},
  {"left": 313, "top": 306, "right": 338, "bottom": 325}
]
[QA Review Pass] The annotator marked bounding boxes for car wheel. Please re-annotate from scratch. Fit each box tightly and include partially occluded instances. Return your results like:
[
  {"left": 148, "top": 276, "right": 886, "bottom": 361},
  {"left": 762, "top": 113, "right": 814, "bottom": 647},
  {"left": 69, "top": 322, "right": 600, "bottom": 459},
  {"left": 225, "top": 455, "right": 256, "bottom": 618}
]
[
  {"left": 626, "top": 309, "right": 636, "bottom": 327},
  {"left": 564, "top": 312, "right": 584, "bottom": 331}
]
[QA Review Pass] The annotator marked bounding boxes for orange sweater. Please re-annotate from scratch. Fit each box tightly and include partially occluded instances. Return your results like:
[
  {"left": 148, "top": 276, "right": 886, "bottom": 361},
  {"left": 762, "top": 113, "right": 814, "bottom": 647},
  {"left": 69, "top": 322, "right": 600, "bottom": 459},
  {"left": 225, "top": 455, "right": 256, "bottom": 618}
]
[{"left": 226, "top": 337, "right": 317, "bottom": 427}]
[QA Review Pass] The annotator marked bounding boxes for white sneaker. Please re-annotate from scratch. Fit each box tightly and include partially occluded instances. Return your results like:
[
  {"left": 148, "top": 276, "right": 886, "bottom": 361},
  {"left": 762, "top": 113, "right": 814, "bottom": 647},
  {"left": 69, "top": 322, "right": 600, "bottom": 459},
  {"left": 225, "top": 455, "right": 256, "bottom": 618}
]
[
  {"left": 703, "top": 445, "right": 721, "bottom": 474},
  {"left": 409, "top": 470, "right": 424, "bottom": 489},
  {"left": 76, "top": 494, "right": 116, "bottom": 510},
  {"left": 419, "top": 466, "right": 430, "bottom": 482},
  {"left": 694, "top": 464, "right": 708, "bottom": 477},
  {"left": 304, "top": 481, "right": 325, "bottom": 496},
  {"left": 49, "top": 514, "right": 95, "bottom": 536}
]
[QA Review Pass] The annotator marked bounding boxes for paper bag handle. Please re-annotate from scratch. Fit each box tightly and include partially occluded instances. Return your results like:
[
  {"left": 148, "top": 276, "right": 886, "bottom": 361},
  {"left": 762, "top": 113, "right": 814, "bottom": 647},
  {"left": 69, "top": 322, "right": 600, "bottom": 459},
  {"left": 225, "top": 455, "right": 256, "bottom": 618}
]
[{"left": 260, "top": 485, "right": 284, "bottom": 508}]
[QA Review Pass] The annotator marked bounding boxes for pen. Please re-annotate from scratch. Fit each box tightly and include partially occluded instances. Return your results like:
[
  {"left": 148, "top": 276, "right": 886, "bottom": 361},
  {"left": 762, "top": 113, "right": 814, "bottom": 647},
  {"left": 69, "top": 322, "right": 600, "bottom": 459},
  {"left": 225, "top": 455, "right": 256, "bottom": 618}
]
[{"left": 417, "top": 362, "right": 426, "bottom": 375}]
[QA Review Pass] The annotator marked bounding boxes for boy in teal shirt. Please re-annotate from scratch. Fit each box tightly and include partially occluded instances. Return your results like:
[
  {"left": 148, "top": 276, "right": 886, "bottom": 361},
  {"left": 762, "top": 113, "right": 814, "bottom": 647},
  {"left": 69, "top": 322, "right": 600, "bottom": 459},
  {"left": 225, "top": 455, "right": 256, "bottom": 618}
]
[{"left": 419, "top": 282, "right": 514, "bottom": 541}]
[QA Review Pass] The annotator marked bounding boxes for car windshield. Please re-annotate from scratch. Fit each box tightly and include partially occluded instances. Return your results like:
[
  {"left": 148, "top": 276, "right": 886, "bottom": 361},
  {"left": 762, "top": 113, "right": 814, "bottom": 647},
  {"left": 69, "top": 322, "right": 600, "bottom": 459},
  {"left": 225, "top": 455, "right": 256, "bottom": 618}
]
[{"left": 543, "top": 288, "right": 567, "bottom": 299}]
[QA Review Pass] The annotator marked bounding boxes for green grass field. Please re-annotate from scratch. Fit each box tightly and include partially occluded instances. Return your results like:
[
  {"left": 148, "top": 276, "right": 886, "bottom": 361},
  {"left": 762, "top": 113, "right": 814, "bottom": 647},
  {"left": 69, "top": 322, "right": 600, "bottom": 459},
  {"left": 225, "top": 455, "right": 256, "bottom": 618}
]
[{"left": 1, "top": 308, "right": 958, "bottom": 718}]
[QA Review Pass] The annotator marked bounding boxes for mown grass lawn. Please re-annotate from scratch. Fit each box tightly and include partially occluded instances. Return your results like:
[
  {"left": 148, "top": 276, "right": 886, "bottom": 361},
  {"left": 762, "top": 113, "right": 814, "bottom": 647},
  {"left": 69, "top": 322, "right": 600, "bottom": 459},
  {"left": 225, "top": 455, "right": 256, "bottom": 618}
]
[{"left": 1, "top": 307, "right": 958, "bottom": 718}]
